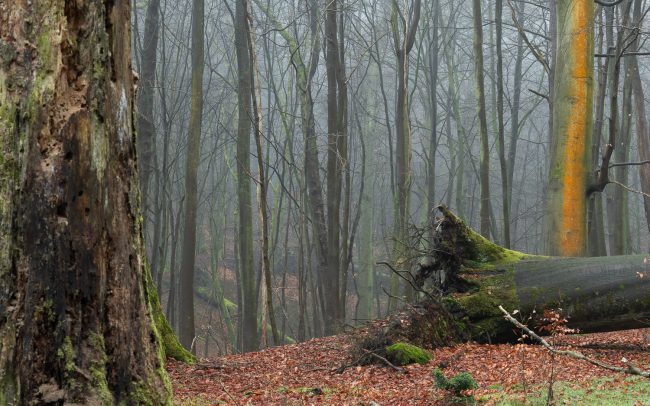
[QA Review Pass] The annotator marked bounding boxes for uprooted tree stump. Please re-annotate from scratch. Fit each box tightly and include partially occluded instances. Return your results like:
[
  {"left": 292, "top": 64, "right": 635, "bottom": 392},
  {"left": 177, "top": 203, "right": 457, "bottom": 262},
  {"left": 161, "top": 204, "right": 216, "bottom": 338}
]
[{"left": 351, "top": 206, "right": 650, "bottom": 366}]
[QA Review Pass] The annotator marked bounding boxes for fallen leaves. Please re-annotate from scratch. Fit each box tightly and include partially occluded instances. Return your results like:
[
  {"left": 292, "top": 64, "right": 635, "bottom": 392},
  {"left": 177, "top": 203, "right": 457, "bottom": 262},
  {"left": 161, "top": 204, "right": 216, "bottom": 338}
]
[{"left": 167, "top": 327, "right": 650, "bottom": 405}]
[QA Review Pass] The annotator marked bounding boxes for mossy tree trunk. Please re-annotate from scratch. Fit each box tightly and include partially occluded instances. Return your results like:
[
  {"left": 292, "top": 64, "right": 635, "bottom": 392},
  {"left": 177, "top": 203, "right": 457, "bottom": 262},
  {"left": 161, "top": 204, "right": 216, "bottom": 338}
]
[
  {"left": 545, "top": 0, "right": 594, "bottom": 257},
  {"left": 420, "top": 207, "right": 650, "bottom": 343},
  {"left": 178, "top": 0, "right": 205, "bottom": 351},
  {"left": 0, "top": 0, "right": 178, "bottom": 403}
]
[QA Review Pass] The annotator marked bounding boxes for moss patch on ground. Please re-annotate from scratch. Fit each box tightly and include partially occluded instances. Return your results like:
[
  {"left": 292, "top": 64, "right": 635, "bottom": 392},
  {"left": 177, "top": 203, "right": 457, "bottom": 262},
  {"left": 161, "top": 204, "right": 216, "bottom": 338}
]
[{"left": 385, "top": 342, "right": 431, "bottom": 366}]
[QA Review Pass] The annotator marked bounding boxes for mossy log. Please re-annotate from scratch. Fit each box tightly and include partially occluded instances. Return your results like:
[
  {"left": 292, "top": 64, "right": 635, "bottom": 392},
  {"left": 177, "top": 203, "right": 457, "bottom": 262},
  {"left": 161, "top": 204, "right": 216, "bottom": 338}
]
[{"left": 416, "top": 206, "right": 650, "bottom": 341}]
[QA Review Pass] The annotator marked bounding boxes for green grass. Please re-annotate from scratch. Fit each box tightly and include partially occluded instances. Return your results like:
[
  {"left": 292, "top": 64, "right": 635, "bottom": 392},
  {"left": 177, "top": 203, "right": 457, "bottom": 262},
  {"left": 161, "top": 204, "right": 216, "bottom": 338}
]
[{"left": 480, "top": 376, "right": 650, "bottom": 405}]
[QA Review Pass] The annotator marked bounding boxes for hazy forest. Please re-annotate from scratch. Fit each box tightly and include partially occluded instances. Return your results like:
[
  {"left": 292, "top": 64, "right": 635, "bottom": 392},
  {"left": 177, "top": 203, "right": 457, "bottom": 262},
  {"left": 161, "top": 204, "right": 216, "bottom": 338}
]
[{"left": 1, "top": 0, "right": 650, "bottom": 403}]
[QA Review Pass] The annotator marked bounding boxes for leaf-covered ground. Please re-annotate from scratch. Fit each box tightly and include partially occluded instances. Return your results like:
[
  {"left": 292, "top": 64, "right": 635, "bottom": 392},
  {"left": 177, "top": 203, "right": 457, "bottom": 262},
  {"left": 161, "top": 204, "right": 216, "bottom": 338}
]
[{"left": 167, "top": 328, "right": 650, "bottom": 405}]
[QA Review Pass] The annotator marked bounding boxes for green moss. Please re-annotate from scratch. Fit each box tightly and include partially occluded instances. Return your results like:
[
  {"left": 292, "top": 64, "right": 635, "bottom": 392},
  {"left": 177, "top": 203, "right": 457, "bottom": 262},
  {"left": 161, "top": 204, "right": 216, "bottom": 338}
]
[
  {"left": 34, "top": 298, "right": 56, "bottom": 323},
  {"left": 385, "top": 342, "right": 431, "bottom": 366},
  {"left": 453, "top": 267, "right": 520, "bottom": 339},
  {"left": 88, "top": 333, "right": 114, "bottom": 404},
  {"left": 144, "top": 262, "right": 195, "bottom": 364},
  {"left": 436, "top": 206, "right": 534, "bottom": 267},
  {"left": 433, "top": 369, "right": 478, "bottom": 396},
  {"left": 57, "top": 336, "right": 76, "bottom": 375}
]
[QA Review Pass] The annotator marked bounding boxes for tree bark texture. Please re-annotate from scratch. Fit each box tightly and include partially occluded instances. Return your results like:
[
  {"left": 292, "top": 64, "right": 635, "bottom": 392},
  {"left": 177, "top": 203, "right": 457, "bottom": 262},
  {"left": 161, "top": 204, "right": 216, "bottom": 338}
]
[
  {"left": 546, "top": 0, "right": 594, "bottom": 256},
  {"left": 415, "top": 208, "right": 650, "bottom": 343},
  {"left": 472, "top": 0, "right": 492, "bottom": 239},
  {"left": 135, "top": 0, "right": 160, "bottom": 219},
  {"left": 235, "top": 0, "right": 258, "bottom": 352},
  {"left": 0, "top": 0, "right": 175, "bottom": 402},
  {"left": 179, "top": 0, "right": 205, "bottom": 350}
]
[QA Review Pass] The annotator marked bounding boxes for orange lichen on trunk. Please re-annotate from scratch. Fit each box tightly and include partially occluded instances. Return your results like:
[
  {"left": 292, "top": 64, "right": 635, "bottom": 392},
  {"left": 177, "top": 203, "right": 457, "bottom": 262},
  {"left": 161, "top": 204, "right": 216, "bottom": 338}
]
[{"left": 557, "top": 0, "right": 593, "bottom": 256}]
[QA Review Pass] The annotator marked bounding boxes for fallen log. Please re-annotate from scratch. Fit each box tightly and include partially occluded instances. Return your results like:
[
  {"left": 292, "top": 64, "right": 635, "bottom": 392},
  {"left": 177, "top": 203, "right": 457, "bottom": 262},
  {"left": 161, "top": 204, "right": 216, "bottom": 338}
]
[
  {"left": 388, "top": 206, "right": 650, "bottom": 343},
  {"left": 351, "top": 207, "right": 650, "bottom": 366}
]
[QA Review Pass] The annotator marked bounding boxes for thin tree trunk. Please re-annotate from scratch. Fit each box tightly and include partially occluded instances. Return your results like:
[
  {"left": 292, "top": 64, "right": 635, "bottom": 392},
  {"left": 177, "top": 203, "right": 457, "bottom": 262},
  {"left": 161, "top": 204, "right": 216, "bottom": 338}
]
[
  {"left": 235, "top": 0, "right": 258, "bottom": 352},
  {"left": 472, "top": 0, "right": 491, "bottom": 239},
  {"left": 495, "top": 0, "right": 510, "bottom": 247},
  {"left": 136, "top": 0, "right": 161, "bottom": 220},
  {"left": 388, "top": 0, "right": 421, "bottom": 311},
  {"left": 178, "top": 0, "right": 205, "bottom": 350},
  {"left": 325, "top": 0, "right": 343, "bottom": 334},
  {"left": 246, "top": 0, "right": 279, "bottom": 345},
  {"left": 629, "top": 0, "right": 650, "bottom": 244}
]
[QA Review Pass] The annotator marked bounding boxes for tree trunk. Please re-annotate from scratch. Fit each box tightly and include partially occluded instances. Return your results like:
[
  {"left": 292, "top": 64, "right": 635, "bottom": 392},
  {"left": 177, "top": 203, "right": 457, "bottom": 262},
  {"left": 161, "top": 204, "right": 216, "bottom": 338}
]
[
  {"left": 179, "top": 0, "right": 205, "bottom": 350},
  {"left": 235, "top": 0, "right": 258, "bottom": 352},
  {"left": 136, "top": 0, "right": 160, "bottom": 221},
  {"left": 388, "top": 0, "right": 421, "bottom": 311},
  {"left": 546, "top": 0, "right": 594, "bottom": 256},
  {"left": 495, "top": 0, "right": 510, "bottom": 248},
  {"left": 588, "top": 7, "right": 608, "bottom": 257},
  {"left": 412, "top": 208, "right": 650, "bottom": 344},
  {"left": 0, "top": 0, "right": 179, "bottom": 402},
  {"left": 631, "top": 48, "right": 650, "bottom": 241},
  {"left": 471, "top": 0, "right": 491, "bottom": 239},
  {"left": 325, "top": 0, "right": 343, "bottom": 334}
]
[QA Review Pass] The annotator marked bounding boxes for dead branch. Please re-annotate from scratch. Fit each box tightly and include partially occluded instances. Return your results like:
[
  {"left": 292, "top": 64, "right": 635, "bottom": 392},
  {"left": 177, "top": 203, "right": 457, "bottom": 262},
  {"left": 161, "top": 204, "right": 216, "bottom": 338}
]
[
  {"left": 361, "top": 349, "right": 406, "bottom": 373},
  {"left": 498, "top": 305, "right": 650, "bottom": 379}
]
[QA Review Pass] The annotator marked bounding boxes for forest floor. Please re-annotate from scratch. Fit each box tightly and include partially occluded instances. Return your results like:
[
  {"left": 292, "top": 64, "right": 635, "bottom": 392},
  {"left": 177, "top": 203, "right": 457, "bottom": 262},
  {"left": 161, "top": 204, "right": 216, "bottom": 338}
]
[{"left": 167, "top": 327, "right": 650, "bottom": 405}]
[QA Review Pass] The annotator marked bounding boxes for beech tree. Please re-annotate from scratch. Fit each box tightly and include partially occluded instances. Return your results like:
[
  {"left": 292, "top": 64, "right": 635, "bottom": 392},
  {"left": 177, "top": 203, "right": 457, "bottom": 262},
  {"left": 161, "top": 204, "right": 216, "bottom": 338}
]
[
  {"left": 0, "top": 0, "right": 177, "bottom": 402},
  {"left": 546, "top": 0, "right": 594, "bottom": 256}
]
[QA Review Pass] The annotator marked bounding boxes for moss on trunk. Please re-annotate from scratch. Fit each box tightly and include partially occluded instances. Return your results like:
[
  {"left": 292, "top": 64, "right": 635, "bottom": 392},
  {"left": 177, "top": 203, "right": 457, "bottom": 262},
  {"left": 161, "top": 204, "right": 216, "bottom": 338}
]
[
  {"left": 145, "top": 264, "right": 195, "bottom": 363},
  {"left": 357, "top": 206, "right": 650, "bottom": 355}
]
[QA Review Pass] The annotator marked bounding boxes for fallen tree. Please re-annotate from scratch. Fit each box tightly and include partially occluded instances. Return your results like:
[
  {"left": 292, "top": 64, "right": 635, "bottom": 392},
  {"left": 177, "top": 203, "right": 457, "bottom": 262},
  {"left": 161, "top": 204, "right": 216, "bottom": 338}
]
[{"left": 354, "top": 206, "right": 650, "bottom": 360}]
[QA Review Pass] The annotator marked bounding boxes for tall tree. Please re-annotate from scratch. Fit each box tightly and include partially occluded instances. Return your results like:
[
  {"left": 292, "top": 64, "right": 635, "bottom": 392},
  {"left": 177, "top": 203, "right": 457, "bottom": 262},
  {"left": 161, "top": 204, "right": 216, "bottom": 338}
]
[
  {"left": 630, "top": 0, "right": 650, "bottom": 240},
  {"left": 545, "top": 0, "right": 594, "bottom": 256},
  {"left": 179, "top": 0, "right": 205, "bottom": 350},
  {"left": 426, "top": 0, "right": 441, "bottom": 246},
  {"left": 495, "top": 0, "right": 510, "bottom": 247},
  {"left": 472, "top": 0, "right": 491, "bottom": 239},
  {"left": 0, "top": 0, "right": 172, "bottom": 402},
  {"left": 235, "top": 0, "right": 258, "bottom": 351},
  {"left": 325, "top": 0, "right": 344, "bottom": 333},
  {"left": 136, "top": 0, "right": 161, "bottom": 217},
  {"left": 388, "top": 0, "right": 421, "bottom": 311}
]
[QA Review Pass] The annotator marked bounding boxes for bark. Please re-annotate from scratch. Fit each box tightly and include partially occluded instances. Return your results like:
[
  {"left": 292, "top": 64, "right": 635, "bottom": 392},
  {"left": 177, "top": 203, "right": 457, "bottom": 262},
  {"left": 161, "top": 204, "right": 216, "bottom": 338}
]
[
  {"left": 136, "top": 0, "right": 160, "bottom": 219},
  {"left": 179, "top": 0, "right": 205, "bottom": 350},
  {"left": 325, "top": 0, "right": 343, "bottom": 333},
  {"left": 546, "top": 0, "right": 594, "bottom": 256},
  {"left": 507, "top": 0, "right": 524, "bottom": 214},
  {"left": 411, "top": 208, "right": 650, "bottom": 344},
  {"left": 609, "top": 55, "right": 633, "bottom": 255},
  {"left": 495, "top": 0, "right": 510, "bottom": 248},
  {"left": 588, "top": 7, "right": 608, "bottom": 257},
  {"left": 427, "top": 0, "right": 440, "bottom": 247},
  {"left": 388, "top": 0, "right": 421, "bottom": 311},
  {"left": 235, "top": 0, "right": 258, "bottom": 352},
  {"left": 357, "top": 73, "right": 378, "bottom": 322},
  {"left": 631, "top": 47, "right": 650, "bottom": 240},
  {"left": 0, "top": 0, "right": 180, "bottom": 402},
  {"left": 247, "top": 0, "right": 279, "bottom": 346},
  {"left": 472, "top": 0, "right": 491, "bottom": 239}
]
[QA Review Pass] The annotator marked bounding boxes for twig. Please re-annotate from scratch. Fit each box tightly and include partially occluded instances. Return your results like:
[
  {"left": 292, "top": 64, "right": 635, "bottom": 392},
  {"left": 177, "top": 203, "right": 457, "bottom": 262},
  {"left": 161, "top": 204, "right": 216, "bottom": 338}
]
[
  {"left": 218, "top": 378, "right": 239, "bottom": 404},
  {"left": 498, "top": 306, "right": 650, "bottom": 379},
  {"left": 361, "top": 349, "right": 406, "bottom": 373},
  {"left": 377, "top": 261, "right": 437, "bottom": 302}
]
